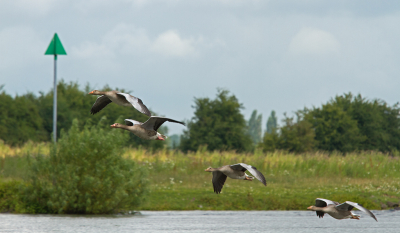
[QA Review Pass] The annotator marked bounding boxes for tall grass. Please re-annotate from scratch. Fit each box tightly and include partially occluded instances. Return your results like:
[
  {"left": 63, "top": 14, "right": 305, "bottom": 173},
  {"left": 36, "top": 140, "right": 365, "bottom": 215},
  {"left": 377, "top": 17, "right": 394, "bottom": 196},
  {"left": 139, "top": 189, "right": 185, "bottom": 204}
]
[
  {"left": 125, "top": 147, "right": 400, "bottom": 179},
  {"left": 122, "top": 147, "right": 400, "bottom": 210},
  {"left": 1, "top": 143, "right": 400, "bottom": 211}
]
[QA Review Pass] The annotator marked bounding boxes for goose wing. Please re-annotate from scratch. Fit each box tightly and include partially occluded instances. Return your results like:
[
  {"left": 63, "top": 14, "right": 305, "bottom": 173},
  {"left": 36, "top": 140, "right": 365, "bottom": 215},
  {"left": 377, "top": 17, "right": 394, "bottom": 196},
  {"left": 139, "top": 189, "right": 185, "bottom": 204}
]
[
  {"left": 335, "top": 201, "right": 377, "bottom": 221},
  {"left": 315, "top": 198, "right": 339, "bottom": 207},
  {"left": 90, "top": 95, "right": 112, "bottom": 114},
  {"left": 141, "top": 116, "right": 185, "bottom": 131},
  {"left": 230, "top": 163, "right": 267, "bottom": 186},
  {"left": 315, "top": 198, "right": 339, "bottom": 218},
  {"left": 124, "top": 119, "right": 143, "bottom": 126},
  {"left": 116, "top": 93, "right": 152, "bottom": 117},
  {"left": 212, "top": 171, "right": 227, "bottom": 194}
]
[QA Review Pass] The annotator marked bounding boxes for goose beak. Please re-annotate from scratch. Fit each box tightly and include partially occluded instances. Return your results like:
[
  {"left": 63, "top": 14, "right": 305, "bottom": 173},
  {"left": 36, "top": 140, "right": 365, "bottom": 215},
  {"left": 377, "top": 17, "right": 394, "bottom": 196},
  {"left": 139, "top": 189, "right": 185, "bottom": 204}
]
[
  {"left": 88, "top": 91, "right": 94, "bottom": 94},
  {"left": 110, "top": 124, "right": 117, "bottom": 128},
  {"left": 156, "top": 136, "right": 165, "bottom": 141},
  {"left": 307, "top": 206, "right": 313, "bottom": 210}
]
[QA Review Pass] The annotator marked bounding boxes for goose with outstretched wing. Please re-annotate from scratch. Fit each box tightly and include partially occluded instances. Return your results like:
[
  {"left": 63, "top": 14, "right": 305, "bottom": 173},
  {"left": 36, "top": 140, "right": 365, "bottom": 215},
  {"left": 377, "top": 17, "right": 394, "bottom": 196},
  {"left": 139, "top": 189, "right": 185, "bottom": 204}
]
[
  {"left": 307, "top": 198, "right": 377, "bottom": 221},
  {"left": 110, "top": 116, "right": 185, "bottom": 140},
  {"left": 205, "top": 163, "right": 267, "bottom": 194},
  {"left": 88, "top": 90, "right": 151, "bottom": 116}
]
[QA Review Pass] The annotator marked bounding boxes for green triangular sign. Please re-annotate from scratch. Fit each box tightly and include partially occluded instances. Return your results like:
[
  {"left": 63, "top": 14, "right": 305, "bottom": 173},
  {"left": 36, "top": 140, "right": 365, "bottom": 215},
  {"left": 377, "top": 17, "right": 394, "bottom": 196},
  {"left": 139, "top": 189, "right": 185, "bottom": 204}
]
[{"left": 45, "top": 33, "right": 67, "bottom": 55}]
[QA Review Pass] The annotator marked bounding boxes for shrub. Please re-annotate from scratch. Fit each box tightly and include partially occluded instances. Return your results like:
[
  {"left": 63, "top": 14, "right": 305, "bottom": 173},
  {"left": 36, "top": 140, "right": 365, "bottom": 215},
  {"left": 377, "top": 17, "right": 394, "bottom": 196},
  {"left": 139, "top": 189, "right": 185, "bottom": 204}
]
[
  {"left": 23, "top": 118, "right": 148, "bottom": 214},
  {"left": 0, "top": 180, "right": 24, "bottom": 212}
]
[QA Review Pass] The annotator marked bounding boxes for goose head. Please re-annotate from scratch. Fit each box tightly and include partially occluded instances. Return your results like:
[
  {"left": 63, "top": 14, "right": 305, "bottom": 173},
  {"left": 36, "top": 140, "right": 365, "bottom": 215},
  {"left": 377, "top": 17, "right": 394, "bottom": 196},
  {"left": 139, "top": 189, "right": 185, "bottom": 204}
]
[
  {"left": 110, "top": 123, "right": 121, "bottom": 128},
  {"left": 88, "top": 90, "right": 101, "bottom": 95},
  {"left": 204, "top": 167, "right": 213, "bottom": 172}
]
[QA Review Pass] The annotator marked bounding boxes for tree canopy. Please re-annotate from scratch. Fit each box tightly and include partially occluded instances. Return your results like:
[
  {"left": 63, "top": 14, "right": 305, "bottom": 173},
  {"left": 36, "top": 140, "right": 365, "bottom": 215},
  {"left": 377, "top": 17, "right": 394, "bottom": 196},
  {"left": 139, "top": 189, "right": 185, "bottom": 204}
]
[
  {"left": 303, "top": 93, "right": 400, "bottom": 152},
  {"left": 0, "top": 80, "right": 166, "bottom": 149},
  {"left": 262, "top": 93, "right": 400, "bottom": 153},
  {"left": 180, "top": 89, "right": 252, "bottom": 152}
]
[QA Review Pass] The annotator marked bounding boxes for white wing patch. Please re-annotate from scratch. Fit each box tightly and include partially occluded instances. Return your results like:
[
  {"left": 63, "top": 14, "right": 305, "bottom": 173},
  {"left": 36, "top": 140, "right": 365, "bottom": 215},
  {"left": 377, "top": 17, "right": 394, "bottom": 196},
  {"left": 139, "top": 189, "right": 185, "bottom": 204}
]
[
  {"left": 124, "top": 119, "right": 142, "bottom": 126},
  {"left": 117, "top": 92, "right": 151, "bottom": 116}
]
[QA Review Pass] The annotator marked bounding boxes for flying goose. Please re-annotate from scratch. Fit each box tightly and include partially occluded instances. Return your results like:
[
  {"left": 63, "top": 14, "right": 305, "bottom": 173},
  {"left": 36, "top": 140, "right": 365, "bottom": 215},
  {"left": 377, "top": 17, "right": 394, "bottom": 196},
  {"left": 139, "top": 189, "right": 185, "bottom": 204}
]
[
  {"left": 88, "top": 90, "right": 151, "bottom": 116},
  {"left": 307, "top": 198, "right": 377, "bottom": 221},
  {"left": 204, "top": 163, "right": 267, "bottom": 194},
  {"left": 110, "top": 116, "right": 185, "bottom": 140}
]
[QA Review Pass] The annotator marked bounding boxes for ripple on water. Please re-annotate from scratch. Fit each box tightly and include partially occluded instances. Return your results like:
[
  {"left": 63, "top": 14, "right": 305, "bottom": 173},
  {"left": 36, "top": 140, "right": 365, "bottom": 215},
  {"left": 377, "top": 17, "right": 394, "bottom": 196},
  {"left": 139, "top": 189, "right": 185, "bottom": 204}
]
[{"left": 0, "top": 210, "right": 399, "bottom": 233}]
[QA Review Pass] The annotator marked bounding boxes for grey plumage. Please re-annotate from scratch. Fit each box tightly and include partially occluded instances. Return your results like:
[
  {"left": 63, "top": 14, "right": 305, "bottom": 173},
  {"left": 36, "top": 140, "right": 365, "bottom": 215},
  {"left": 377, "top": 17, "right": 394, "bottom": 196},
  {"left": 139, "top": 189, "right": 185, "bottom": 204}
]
[
  {"left": 205, "top": 163, "right": 267, "bottom": 194},
  {"left": 309, "top": 198, "right": 377, "bottom": 221},
  {"left": 89, "top": 90, "right": 151, "bottom": 116}
]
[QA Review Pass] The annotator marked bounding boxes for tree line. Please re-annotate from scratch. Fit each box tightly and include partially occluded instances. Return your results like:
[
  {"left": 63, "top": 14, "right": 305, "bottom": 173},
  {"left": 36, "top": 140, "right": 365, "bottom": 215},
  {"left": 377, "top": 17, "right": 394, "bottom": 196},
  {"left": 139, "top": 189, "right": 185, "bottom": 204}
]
[
  {"left": 261, "top": 93, "right": 400, "bottom": 153},
  {"left": 2, "top": 83, "right": 400, "bottom": 153},
  {"left": 0, "top": 81, "right": 166, "bottom": 149},
  {"left": 180, "top": 90, "right": 400, "bottom": 154}
]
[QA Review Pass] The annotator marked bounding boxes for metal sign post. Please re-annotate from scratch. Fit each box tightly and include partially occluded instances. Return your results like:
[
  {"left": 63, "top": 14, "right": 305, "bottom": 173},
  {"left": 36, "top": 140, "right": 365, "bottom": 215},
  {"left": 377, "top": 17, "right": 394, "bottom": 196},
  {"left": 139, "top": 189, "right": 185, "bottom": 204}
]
[{"left": 45, "top": 33, "right": 66, "bottom": 142}]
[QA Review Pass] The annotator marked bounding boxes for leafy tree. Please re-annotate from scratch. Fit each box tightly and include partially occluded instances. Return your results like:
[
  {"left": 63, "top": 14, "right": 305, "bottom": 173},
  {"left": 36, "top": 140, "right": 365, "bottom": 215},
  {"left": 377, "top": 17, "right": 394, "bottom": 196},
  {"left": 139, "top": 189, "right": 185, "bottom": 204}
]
[
  {"left": 336, "top": 94, "right": 400, "bottom": 152},
  {"left": 261, "top": 128, "right": 279, "bottom": 152},
  {"left": 266, "top": 110, "right": 277, "bottom": 134},
  {"left": 0, "top": 80, "right": 167, "bottom": 149},
  {"left": 180, "top": 89, "right": 252, "bottom": 152},
  {"left": 303, "top": 103, "right": 364, "bottom": 152},
  {"left": 0, "top": 90, "right": 47, "bottom": 145},
  {"left": 302, "top": 93, "right": 400, "bottom": 153},
  {"left": 278, "top": 113, "right": 315, "bottom": 153},
  {"left": 23, "top": 118, "right": 148, "bottom": 214},
  {"left": 261, "top": 113, "right": 315, "bottom": 153},
  {"left": 248, "top": 110, "right": 262, "bottom": 144}
]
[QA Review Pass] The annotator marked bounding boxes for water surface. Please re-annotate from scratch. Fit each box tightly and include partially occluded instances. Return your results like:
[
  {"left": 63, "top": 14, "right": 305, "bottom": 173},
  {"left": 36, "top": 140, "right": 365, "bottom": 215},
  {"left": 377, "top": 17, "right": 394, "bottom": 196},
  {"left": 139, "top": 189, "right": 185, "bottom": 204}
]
[{"left": 1, "top": 210, "right": 399, "bottom": 233}]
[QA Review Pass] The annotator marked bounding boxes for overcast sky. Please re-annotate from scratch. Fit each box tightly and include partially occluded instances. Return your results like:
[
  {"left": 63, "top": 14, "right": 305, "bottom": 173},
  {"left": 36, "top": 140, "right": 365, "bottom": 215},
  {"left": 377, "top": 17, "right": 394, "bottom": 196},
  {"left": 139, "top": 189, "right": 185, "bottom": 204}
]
[{"left": 1, "top": 0, "right": 400, "bottom": 135}]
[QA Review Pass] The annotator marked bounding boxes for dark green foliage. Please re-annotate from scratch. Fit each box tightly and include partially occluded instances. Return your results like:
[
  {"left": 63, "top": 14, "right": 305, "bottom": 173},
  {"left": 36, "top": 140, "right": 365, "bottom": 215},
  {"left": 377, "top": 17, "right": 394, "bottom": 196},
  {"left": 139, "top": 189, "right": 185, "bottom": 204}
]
[
  {"left": 0, "top": 91, "right": 47, "bottom": 145},
  {"left": 0, "top": 80, "right": 165, "bottom": 149},
  {"left": 262, "top": 93, "right": 400, "bottom": 153},
  {"left": 0, "top": 180, "right": 25, "bottom": 213},
  {"left": 303, "top": 101, "right": 364, "bottom": 152},
  {"left": 278, "top": 114, "right": 315, "bottom": 153},
  {"left": 266, "top": 110, "right": 277, "bottom": 134},
  {"left": 180, "top": 89, "right": 252, "bottom": 152},
  {"left": 248, "top": 110, "right": 262, "bottom": 145},
  {"left": 261, "top": 113, "right": 315, "bottom": 153},
  {"left": 22, "top": 118, "right": 148, "bottom": 214},
  {"left": 302, "top": 93, "right": 400, "bottom": 153},
  {"left": 260, "top": 128, "right": 279, "bottom": 152}
]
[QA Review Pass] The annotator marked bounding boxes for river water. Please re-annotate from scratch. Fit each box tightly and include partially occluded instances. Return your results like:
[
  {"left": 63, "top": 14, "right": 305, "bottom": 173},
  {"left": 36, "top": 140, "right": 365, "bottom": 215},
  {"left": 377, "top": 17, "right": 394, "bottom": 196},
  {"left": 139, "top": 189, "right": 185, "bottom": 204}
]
[{"left": 1, "top": 210, "right": 399, "bottom": 233}]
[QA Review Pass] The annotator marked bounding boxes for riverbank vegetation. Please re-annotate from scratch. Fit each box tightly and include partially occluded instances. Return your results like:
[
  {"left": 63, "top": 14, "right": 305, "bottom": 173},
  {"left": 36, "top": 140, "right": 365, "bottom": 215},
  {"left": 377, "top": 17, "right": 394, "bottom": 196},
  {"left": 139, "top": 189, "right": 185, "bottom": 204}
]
[
  {"left": 1, "top": 83, "right": 400, "bottom": 213},
  {"left": 2, "top": 142, "right": 399, "bottom": 212},
  {"left": 0, "top": 119, "right": 147, "bottom": 214}
]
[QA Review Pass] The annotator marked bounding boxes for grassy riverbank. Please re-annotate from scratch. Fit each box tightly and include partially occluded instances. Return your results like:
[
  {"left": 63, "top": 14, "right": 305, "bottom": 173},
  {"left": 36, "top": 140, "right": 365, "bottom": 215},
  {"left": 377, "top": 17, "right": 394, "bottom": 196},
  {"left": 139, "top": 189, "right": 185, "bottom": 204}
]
[
  {"left": 1, "top": 142, "right": 400, "bottom": 211},
  {"left": 126, "top": 148, "right": 400, "bottom": 210}
]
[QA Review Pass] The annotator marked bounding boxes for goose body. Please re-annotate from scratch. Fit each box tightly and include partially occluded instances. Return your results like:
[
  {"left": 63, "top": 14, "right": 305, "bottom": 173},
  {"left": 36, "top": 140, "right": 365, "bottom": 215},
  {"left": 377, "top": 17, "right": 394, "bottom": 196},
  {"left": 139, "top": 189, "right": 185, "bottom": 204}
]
[
  {"left": 307, "top": 198, "right": 377, "bottom": 221},
  {"left": 205, "top": 163, "right": 267, "bottom": 194},
  {"left": 89, "top": 90, "right": 151, "bottom": 116},
  {"left": 111, "top": 116, "right": 185, "bottom": 140}
]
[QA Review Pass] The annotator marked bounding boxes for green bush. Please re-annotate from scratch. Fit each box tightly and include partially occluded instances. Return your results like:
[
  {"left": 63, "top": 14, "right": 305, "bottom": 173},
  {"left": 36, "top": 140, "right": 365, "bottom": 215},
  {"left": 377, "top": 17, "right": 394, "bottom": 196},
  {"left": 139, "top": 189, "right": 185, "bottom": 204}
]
[
  {"left": 0, "top": 180, "right": 25, "bottom": 212},
  {"left": 23, "top": 118, "right": 148, "bottom": 214}
]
